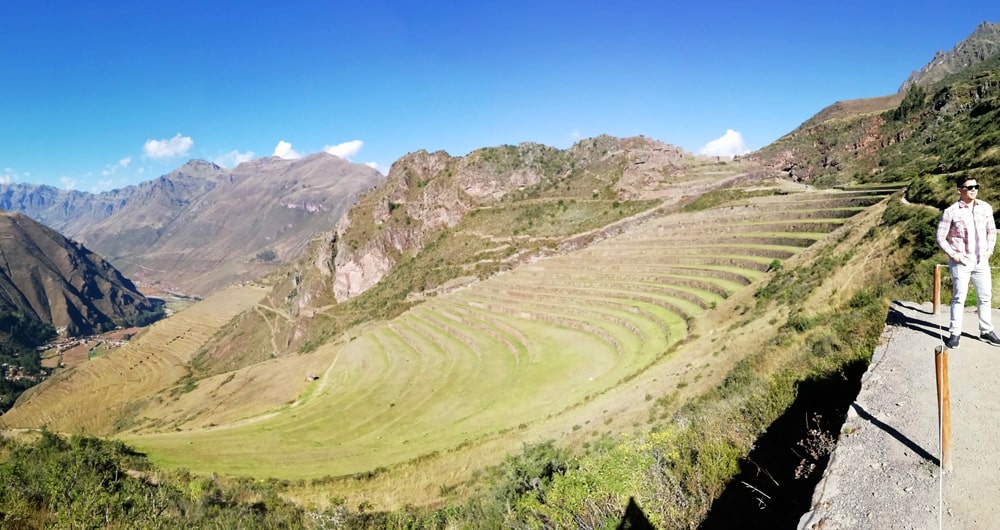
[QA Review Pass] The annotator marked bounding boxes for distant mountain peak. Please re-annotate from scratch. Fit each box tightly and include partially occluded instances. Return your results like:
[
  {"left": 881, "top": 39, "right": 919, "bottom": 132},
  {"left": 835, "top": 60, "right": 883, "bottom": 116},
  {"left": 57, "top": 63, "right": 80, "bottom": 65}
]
[
  {"left": 177, "top": 159, "right": 223, "bottom": 177},
  {"left": 230, "top": 152, "right": 368, "bottom": 174},
  {"left": 972, "top": 19, "right": 1000, "bottom": 38},
  {"left": 900, "top": 20, "right": 1000, "bottom": 92}
]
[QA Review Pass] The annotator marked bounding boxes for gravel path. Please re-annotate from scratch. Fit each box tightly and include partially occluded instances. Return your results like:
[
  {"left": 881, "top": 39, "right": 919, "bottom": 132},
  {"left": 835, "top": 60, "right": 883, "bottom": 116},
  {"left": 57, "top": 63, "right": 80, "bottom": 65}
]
[{"left": 799, "top": 301, "right": 1000, "bottom": 529}]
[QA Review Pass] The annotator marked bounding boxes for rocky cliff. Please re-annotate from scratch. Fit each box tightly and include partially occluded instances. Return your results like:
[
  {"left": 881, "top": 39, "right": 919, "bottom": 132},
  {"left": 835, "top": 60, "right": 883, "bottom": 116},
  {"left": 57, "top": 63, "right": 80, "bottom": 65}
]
[
  {"left": 900, "top": 20, "right": 1000, "bottom": 92},
  {"left": 191, "top": 134, "right": 770, "bottom": 375},
  {"left": 328, "top": 136, "right": 697, "bottom": 302}
]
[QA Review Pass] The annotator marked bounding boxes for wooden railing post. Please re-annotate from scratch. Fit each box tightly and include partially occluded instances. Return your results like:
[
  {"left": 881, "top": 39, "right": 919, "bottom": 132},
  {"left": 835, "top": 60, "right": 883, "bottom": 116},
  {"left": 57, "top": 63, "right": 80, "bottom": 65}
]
[
  {"left": 933, "top": 265, "right": 942, "bottom": 314},
  {"left": 935, "top": 345, "right": 952, "bottom": 472}
]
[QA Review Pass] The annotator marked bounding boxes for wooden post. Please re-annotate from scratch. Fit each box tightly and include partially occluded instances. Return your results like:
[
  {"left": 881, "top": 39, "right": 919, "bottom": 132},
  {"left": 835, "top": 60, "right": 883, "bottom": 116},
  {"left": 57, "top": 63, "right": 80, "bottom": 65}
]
[
  {"left": 935, "top": 345, "right": 952, "bottom": 472},
  {"left": 933, "top": 265, "right": 941, "bottom": 315}
]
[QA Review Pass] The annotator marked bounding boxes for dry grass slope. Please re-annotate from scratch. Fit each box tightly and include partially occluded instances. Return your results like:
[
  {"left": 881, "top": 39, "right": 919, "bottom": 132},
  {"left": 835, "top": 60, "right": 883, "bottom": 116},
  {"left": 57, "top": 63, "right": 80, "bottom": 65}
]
[{"left": 0, "top": 285, "right": 268, "bottom": 433}]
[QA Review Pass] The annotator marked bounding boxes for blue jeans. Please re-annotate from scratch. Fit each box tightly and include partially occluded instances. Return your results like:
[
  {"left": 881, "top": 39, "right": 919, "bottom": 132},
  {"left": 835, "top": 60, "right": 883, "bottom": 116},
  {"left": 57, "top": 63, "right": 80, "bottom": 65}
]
[{"left": 949, "top": 258, "right": 994, "bottom": 336}]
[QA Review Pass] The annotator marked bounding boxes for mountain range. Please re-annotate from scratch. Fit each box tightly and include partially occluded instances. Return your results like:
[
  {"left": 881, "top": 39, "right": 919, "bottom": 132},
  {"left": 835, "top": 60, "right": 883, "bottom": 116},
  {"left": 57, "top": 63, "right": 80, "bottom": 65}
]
[{"left": 0, "top": 153, "right": 383, "bottom": 296}]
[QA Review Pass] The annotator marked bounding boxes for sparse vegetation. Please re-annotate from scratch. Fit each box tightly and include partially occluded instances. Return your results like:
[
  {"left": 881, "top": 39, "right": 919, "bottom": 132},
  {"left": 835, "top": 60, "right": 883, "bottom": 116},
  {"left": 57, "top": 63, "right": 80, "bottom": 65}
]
[{"left": 255, "top": 249, "right": 278, "bottom": 262}]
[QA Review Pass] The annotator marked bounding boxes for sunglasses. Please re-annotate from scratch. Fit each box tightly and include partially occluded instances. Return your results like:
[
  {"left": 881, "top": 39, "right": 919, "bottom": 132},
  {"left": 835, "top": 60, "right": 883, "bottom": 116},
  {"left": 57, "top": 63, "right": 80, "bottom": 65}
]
[{"left": 962, "top": 185, "right": 980, "bottom": 190}]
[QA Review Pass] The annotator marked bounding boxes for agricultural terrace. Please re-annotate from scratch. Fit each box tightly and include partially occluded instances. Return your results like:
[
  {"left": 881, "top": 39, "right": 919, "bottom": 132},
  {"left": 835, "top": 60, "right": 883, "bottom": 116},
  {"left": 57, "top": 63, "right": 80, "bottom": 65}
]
[
  {"left": 0, "top": 286, "right": 269, "bottom": 434},
  {"left": 116, "top": 188, "right": 895, "bottom": 480}
]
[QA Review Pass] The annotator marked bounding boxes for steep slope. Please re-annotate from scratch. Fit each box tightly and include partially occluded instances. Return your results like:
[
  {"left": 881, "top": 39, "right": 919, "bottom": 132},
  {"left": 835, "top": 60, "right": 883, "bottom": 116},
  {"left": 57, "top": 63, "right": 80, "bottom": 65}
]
[
  {"left": 0, "top": 154, "right": 383, "bottom": 296},
  {"left": 900, "top": 20, "right": 1000, "bottom": 91},
  {"left": 752, "top": 20, "right": 1000, "bottom": 185},
  {"left": 0, "top": 180, "right": 899, "bottom": 518},
  {"left": 190, "top": 136, "right": 769, "bottom": 375},
  {"left": 69, "top": 165, "right": 219, "bottom": 263},
  {"left": 329, "top": 137, "right": 722, "bottom": 301},
  {"left": 0, "top": 211, "right": 160, "bottom": 336}
]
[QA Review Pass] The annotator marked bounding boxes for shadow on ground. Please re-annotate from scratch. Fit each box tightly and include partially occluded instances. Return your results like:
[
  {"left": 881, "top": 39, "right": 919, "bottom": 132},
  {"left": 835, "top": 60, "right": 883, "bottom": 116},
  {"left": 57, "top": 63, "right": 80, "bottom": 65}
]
[
  {"left": 698, "top": 358, "right": 868, "bottom": 529},
  {"left": 616, "top": 497, "right": 655, "bottom": 529}
]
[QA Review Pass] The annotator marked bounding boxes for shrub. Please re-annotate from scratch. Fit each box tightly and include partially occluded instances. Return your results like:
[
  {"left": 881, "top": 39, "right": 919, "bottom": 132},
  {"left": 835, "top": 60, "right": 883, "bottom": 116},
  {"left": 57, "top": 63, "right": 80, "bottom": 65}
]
[{"left": 255, "top": 249, "right": 278, "bottom": 262}]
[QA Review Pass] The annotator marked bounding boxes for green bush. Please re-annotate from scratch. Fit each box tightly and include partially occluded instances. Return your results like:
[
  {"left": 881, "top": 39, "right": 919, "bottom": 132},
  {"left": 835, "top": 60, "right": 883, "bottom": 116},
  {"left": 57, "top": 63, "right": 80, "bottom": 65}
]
[
  {"left": 255, "top": 249, "right": 278, "bottom": 262},
  {"left": 0, "top": 433, "right": 305, "bottom": 529}
]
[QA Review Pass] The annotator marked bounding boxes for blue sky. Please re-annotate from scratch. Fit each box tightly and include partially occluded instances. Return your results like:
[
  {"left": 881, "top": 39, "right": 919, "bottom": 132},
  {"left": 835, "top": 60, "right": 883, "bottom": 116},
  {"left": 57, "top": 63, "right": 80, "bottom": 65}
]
[{"left": 0, "top": 1, "right": 995, "bottom": 192}]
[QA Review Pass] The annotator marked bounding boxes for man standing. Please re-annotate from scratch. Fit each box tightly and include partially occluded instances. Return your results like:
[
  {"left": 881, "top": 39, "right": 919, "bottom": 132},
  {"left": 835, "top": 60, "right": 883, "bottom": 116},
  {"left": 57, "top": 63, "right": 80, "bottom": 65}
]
[{"left": 936, "top": 176, "right": 1000, "bottom": 348}]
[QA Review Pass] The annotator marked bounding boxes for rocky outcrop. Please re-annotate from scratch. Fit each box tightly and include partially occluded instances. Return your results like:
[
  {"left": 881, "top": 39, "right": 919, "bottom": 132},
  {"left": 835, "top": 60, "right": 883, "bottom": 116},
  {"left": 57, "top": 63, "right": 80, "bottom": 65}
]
[
  {"left": 329, "top": 143, "right": 587, "bottom": 301},
  {"left": 900, "top": 20, "right": 1000, "bottom": 92},
  {"left": 615, "top": 137, "right": 689, "bottom": 198},
  {"left": 327, "top": 137, "right": 695, "bottom": 302}
]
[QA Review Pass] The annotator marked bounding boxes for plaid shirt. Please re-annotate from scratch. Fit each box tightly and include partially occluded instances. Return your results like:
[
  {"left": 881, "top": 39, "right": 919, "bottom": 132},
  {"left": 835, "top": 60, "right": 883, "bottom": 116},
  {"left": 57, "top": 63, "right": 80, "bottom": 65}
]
[{"left": 937, "top": 198, "right": 997, "bottom": 264}]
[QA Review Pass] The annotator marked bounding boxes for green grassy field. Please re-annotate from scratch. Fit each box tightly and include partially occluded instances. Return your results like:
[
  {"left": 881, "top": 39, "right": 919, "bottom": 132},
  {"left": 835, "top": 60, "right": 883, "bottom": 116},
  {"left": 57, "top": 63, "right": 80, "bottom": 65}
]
[{"left": 114, "top": 189, "right": 890, "bottom": 478}]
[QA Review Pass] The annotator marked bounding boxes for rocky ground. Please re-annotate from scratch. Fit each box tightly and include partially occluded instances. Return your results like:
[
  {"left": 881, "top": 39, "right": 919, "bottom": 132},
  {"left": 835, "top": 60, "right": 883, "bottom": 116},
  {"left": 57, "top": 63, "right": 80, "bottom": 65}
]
[{"left": 799, "top": 301, "right": 1000, "bottom": 529}]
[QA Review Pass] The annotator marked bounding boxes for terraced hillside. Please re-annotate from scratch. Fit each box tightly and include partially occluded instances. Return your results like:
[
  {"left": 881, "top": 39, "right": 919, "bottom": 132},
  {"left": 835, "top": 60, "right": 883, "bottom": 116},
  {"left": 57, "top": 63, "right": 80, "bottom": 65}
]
[
  {"left": 1, "top": 285, "right": 268, "bottom": 434},
  {"left": 0, "top": 185, "right": 895, "bottom": 489}
]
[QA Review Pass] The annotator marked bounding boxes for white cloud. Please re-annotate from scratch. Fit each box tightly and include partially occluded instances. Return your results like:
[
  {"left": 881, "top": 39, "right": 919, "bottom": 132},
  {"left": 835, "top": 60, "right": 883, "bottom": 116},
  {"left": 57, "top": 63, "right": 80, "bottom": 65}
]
[
  {"left": 322, "top": 140, "right": 363, "bottom": 160},
  {"left": 143, "top": 133, "right": 194, "bottom": 159},
  {"left": 273, "top": 140, "right": 301, "bottom": 160},
  {"left": 59, "top": 176, "right": 76, "bottom": 190},
  {"left": 1, "top": 168, "right": 18, "bottom": 185},
  {"left": 570, "top": 128, "right": 582, "bottom": 141},
  {"left": 103, "top": 155, "right": 135, "bottom": 177},
  {"left": 214, "top": 149, "right": 256, "bottom": 168},
  {"left": 699, "top": 130, "right": 749, "bottom": 158}
]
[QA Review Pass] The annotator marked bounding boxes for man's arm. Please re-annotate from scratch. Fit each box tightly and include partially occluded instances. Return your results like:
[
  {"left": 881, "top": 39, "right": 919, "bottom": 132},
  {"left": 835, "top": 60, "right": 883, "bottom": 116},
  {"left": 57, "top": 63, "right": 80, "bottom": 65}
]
[
  {"left": 986, "top": 204, "right": 997, "bottom": 256},
  {"left": 936, "top": 208, "right": 959, "bottom": 262}
]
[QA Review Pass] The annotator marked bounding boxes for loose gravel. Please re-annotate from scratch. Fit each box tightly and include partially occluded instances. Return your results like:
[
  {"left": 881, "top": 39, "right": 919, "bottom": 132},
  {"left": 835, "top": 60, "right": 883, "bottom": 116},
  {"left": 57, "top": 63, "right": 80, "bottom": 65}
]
[{"left": 799, "top": 301, "right": 1000, "bottom": 529}]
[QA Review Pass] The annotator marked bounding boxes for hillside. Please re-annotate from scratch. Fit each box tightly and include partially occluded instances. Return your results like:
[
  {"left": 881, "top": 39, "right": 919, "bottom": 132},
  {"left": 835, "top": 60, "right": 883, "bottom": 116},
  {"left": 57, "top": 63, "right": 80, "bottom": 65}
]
[
  {"left": 0, "top": 174, "right": 904, "bottom": 526},
  {"left": 752, "top": 20, "right": 1000, "bottom": 186},
  {"left": 3, "top": 137, "right": 770, "bottom": 429},
  {"left": 0, "top": 126, "right": 905, "bottom": 528},
  {"left": 0, "top": 210, "right": 162, "bottom": 411},
  {"left": 186, "top": 136, "right": 772, "bottom": 375},
  {"left": 0, "top": 153, "right": 383, "bottom": 296},
  {"left": 900, "top": 20, "right": 1000, "bottom": 91},
  {"left": 0, "top": 211, "right": 159, "bottom": 336}
]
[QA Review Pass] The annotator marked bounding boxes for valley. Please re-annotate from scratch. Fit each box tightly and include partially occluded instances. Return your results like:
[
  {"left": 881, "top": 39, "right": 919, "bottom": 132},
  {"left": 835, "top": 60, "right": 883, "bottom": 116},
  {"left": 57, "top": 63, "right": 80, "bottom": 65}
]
[{"left": 1, "top": 176, "right": 899, "bottom": 512}]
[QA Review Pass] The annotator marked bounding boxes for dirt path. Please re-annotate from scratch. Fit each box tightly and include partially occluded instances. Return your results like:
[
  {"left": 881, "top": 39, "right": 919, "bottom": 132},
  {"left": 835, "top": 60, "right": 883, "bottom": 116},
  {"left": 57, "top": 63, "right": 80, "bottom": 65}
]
[{"left": 800, "top": 301, "right": 1000, "bottom": 529}]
